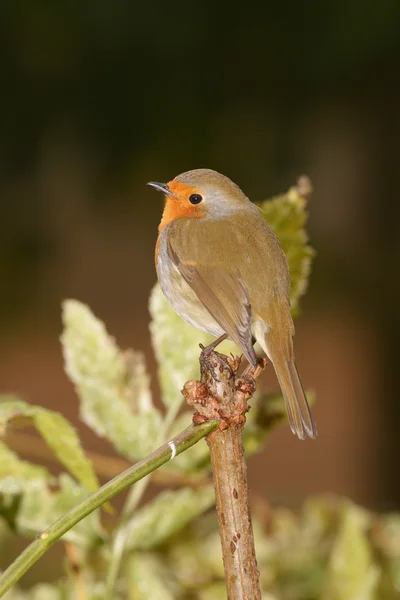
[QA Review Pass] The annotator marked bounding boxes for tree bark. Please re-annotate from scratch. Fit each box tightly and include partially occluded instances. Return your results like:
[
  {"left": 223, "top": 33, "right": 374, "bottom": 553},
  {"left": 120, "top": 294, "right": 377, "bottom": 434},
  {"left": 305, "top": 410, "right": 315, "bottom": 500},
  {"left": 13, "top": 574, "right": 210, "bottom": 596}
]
[{"left": 183, "top": 349, "right": 263, "bottom": 600}]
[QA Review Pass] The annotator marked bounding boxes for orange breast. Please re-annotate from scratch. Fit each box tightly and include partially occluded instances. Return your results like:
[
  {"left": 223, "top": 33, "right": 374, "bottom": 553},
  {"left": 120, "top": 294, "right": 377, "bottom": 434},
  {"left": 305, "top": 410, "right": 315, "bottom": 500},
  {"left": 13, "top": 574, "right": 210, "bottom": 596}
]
[{"left": 158, "top": 181, "right": 205, "bottom": 232}]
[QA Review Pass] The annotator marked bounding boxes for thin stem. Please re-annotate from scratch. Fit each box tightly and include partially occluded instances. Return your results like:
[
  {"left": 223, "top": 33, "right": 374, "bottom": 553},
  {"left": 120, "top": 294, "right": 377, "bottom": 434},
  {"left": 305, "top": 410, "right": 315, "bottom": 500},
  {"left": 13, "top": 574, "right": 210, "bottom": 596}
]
[
  {"left": 6, "top": 431, "right": 206, "bottom": 486},
  {"left": 0, "top": 421, "right": 218, "bottom": 599},
  {"left": 104, "top": 397, "right": 183, "bottom": 598}
]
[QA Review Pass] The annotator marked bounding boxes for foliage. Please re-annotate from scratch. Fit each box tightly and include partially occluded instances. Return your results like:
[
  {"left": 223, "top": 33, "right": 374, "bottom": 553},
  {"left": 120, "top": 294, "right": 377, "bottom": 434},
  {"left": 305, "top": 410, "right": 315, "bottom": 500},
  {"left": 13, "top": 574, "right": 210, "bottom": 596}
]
[
  {"left": 61, "top": 301, "right": 162, "bottom": 460},
  {"left": 258, "top": 181, "right": 315, "bottom": 315},
  {"left": 1, "top": 182, "right": 396, "bottom": 599}
]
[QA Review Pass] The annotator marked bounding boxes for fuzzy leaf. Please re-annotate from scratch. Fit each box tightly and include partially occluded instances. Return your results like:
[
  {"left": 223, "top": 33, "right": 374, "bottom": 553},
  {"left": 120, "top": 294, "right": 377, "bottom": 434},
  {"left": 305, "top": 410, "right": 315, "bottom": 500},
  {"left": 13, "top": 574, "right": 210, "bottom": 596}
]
[
  {"left": 127, "top": 553, "right": 175, "bottom": 600},
  {"left": 197, "top": 583, "right": 229, "bottom": 600},
  {"left": 2, "top": 583, "right": 62, "bottom": 600},
  {"left": 0, "top": 441, "right": 50, "bottom": 483},
  {"left": 0, "top": 397, "right": 98, "bottom": 493},
  {"left": 323, "top": 503, "right": 379, "bottom": 600},
  {"left": 127, "top": 486, "right": 215, "bottom": 550},
  {"left": 0, "top": 473, "right": 103, "bottom": 546},
  {"left": 258, "top": 181, "right": 315, "bottom": 315},
  {"left": 167, "top": 530, "right": 215, "bottom": 589},
  {"left": 149, "top": 284, "right": 211, "bottom": 408},
  {"left": 61, "top": 300, "right": 161, "bottom": 459},
  {"left": 33, "top": 410, "right": 99, "bottom": 493}
]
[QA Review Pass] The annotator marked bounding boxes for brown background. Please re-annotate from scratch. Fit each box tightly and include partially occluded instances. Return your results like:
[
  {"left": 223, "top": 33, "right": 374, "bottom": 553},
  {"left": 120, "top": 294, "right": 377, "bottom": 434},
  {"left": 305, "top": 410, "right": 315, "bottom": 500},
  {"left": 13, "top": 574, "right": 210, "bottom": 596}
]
[{"left": 1, "top": 1, "right": 399, "bottom": 513}]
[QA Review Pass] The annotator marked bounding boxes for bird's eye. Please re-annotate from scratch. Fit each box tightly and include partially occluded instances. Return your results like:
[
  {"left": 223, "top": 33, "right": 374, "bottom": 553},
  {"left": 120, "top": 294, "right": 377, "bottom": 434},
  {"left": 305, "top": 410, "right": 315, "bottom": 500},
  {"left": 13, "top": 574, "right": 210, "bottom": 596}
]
[{"left": 189, "top": 193, "right": 203, "bottom": 205}]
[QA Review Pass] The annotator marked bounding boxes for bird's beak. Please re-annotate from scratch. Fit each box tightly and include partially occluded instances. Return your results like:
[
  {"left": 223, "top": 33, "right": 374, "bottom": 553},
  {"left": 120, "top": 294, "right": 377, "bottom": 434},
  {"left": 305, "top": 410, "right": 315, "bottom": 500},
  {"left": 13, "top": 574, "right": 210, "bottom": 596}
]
[{"left": 147, "top": 181, "right": 176, "bottom": 198}]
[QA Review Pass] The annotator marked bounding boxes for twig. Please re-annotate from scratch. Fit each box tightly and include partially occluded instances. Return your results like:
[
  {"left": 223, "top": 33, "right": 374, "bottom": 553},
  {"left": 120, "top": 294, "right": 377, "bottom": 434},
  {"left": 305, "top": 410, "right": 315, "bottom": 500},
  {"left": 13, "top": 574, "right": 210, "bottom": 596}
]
[
  {"left": 183, "top": 350, "right": 264, "bottom": 600},
  {"left": 0, "top": 420, "right": 219, "bottom": 598},
  {"left": 6, "top": 431, "right": 207, "bottom": 487}
]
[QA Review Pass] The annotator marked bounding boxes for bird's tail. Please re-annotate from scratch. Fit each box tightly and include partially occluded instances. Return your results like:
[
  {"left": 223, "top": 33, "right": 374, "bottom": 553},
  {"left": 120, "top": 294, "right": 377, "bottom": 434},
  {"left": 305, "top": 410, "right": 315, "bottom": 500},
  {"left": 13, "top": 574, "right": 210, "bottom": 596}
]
[
  {"left": 253, "top": 305, "right": 317, "bottom": 439},
  {"left": 271, "top": 352, "right": 317, "bottom": 439}
]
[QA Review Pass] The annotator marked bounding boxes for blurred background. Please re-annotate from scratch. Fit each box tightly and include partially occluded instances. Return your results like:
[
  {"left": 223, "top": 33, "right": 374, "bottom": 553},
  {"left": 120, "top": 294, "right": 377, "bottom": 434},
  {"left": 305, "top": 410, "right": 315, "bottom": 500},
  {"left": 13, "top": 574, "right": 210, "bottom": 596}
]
[{"left": 0, "top": 0, "right": 399, "bottom": 512}]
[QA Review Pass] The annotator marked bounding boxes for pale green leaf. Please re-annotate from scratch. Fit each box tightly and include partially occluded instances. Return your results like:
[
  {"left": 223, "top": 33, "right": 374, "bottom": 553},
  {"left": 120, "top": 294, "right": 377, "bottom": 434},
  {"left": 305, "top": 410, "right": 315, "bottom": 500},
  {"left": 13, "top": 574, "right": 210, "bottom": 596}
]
[
  {"left": 2, "top": 583, "right": 62, "bottom": 600},
  {"left": 197, "top": 583, "right": 228, "bottom": 600},
  {"left": 27, "top": 585, "right": 61, "bottom": 600},
  {"left": 0, "top": 396, "right": 99, "bottom": 493},
  {"left": 2, "top": 581, "right": 118, "bottom": 600},
  {"left": 166, "top": 513, "right": 224, "bottom": 584},
  {"left": 198, "top": 583, "right": 278, "bottom": 600},
  {"left": 61, "top": 300, "right": 161, "bottom": 459},
  {"left": 0, "top": 473, "right": 103, "bottom": 546},
  {"left": 127, "top": 553, "right": 175, "bottom": 600},
  {"left": 33, "top": 411, "right": 98, "bottom": 493},
  {"left": 258, "top": 182, "right": 315, "bottom": 315},
  {"left": 167, "top": 531, "right": 214, "bottom": 589},
  {"left": 127, "top": 486, "right": 215, "bottom": 550},
  {"left": 149, "top": 284, "right": 210, "bottom": 408},
  {"left": 0, "top": 396, "right": 31, "bottom": 433},
  {"left": 323, "top": 503, "right": 380, "bottom": 600},
  {"left": 0, "top": 441, "right": 50, "bottom": 483},
  {"left": 373, "top": 513, "right": 400, "bottom": 558}
]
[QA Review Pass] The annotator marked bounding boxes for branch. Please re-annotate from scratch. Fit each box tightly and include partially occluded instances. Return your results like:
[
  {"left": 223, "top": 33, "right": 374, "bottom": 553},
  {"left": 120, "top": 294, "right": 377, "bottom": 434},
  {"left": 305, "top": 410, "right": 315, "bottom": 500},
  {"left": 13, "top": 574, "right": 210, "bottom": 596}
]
[
  {"left": 0, "top": 421, "right": 218, "bottom": 598},
  {"left": 184, "top": 350, "right": 265, "bottom": 600},
  {"left": 6, "top": 431, "right": 208, "bottom": 487}
]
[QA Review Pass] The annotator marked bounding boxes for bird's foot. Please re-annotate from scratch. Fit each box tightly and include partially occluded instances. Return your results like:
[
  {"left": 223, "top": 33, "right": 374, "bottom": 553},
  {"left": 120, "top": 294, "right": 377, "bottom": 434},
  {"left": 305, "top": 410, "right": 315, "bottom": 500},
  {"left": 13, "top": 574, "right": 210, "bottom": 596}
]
[
  {"left": 199, "top": 333, "right": 228, "bottom": 356},
  {"left": 243, "top": 357, "right": 268, "bottom": 380}
]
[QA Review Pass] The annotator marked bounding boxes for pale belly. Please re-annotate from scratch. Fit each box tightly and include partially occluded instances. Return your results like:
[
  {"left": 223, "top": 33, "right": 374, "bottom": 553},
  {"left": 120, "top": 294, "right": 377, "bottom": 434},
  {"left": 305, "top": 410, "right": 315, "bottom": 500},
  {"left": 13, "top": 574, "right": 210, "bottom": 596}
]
[{"left": 157, "top": 236, "right": 225, "bottom": 338}]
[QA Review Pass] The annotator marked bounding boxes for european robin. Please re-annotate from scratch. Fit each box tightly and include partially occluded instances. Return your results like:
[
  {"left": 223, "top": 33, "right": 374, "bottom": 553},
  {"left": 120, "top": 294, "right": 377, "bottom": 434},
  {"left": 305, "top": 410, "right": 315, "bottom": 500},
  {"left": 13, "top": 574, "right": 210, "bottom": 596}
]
[{"left": 148, "top": 169, "right": 317, "bottom": 440}]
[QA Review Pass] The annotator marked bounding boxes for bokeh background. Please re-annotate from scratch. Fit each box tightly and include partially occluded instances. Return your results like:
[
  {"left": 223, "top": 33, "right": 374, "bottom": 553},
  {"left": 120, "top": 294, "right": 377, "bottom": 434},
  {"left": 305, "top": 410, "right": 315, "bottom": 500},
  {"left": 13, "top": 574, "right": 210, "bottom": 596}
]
[{"left": 1, "top": 1, "right": 400, "bottom": 514}]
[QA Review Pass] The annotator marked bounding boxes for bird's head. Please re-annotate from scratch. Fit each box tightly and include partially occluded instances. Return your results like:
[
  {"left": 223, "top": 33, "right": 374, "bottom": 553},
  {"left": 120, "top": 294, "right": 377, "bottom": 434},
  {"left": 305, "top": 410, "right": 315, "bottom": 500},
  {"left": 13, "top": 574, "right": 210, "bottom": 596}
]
[{"left": 148, "top": 169, "right": 248, "bottom": 231}]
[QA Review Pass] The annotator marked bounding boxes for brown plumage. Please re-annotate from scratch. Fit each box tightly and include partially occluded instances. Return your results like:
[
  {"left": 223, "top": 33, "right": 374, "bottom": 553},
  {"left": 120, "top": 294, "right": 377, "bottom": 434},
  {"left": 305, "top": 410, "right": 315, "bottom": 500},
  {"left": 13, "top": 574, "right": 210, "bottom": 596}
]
[{"left": 148, "top": 169, "right": 317, "bottom": 440}]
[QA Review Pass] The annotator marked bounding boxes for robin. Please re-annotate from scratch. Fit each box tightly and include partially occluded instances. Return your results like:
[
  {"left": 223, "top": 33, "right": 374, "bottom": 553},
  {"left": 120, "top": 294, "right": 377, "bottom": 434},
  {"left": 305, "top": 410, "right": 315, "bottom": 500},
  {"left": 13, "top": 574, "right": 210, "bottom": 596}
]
[{"left": 148, "top": 169, "right": 317, "bottom": 440}]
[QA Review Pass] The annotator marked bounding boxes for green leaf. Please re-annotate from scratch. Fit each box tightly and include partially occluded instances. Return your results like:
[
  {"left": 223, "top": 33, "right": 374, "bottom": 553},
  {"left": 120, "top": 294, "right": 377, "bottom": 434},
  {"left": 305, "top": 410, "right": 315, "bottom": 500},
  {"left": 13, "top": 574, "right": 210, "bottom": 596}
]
[
  {"left": 258, "top": 181, "right": 315, "bottom": 315},
  {"left": 197, "top": 583, "right": 228, "bottom": 600},
  {"left": 127, "top": 553, "right": 175, "bottom": 600},
  {"left": 0, "top": 473, "right": 104, "bottom": 546},
  {"left": 34, "top": 411, "right": 98, "bottom": 493},
  {"left": 0, "top": 396, "right": 99, "bottom": 493},
  {"left": 127, "top": 486, "right": 215, "bottom": 550},
  {"left": 167, "top": 530, "right": 214, "bottom": 590},
  {"left": 323, "top": 502, "right": 379, "bottom": 600},
  {"left": 1, "top": 583, "right": 62, "bottom": 600},
  {"left": 0, "top": 442, "right": 52, "bottom": 538},
  {"left": 149, "top": 284, "right": 211, "bottom": 408},
  {"left": 0, "top": 441, "right": 50, "bottom": 483},
  {"left": 198, "top": 583, "right": 281, "bottom": 600},
  {"left": 61, "top": 300, "right": 162, "bottom": 459}
]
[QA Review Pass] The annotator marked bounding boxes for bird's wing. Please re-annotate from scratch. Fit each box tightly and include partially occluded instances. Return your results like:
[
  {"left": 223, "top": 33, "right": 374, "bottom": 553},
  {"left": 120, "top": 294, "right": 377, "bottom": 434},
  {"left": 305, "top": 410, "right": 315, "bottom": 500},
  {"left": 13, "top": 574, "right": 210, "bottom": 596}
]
[{"left": 167, "top": 227, "right": 257, "bottom": 367}]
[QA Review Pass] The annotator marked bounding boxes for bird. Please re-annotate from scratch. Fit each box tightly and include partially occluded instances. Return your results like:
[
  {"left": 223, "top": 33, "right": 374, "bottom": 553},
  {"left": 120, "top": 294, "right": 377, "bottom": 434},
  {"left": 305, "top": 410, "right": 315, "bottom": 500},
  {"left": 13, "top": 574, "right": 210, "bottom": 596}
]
[{"left": 148, "top": 169, "right": 317, "bottom": 440}]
